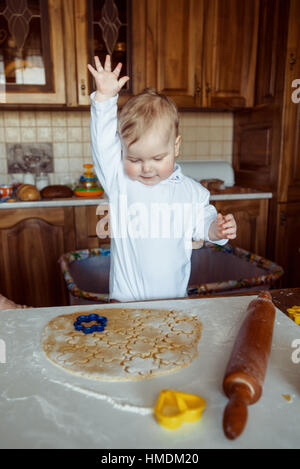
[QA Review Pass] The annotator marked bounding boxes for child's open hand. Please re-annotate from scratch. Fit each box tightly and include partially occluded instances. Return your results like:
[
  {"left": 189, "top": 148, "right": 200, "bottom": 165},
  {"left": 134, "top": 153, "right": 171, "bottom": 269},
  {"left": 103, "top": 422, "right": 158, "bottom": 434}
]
[
  {"left": 209, "top": 213, "right": 237, "bottom": 241},
  {"left": 87, "top": 55, "right": 129, "bottom": 101}
]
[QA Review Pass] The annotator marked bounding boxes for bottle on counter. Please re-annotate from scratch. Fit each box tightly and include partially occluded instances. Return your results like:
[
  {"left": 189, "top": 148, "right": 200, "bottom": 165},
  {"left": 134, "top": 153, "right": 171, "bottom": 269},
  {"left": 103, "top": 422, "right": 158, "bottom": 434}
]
[
  {"left": 36, "top": 173, "right": 49, "bottom": 191},
  {"left": 23, "top": 172, "right": 35, "bottom": 185}
]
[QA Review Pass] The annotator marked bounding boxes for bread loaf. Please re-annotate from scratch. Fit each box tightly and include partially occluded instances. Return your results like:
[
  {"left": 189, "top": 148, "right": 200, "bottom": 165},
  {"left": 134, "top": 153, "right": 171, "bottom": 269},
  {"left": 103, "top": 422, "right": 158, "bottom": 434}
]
[
  {"left": 17, "top": 184, "right": 40, "bottom": 201},
  {"left": 200, "top": 179, "right": 225, "bottom": 190},
  {"left": 41, "top": 185, "right": 73, "bottom": 199}
]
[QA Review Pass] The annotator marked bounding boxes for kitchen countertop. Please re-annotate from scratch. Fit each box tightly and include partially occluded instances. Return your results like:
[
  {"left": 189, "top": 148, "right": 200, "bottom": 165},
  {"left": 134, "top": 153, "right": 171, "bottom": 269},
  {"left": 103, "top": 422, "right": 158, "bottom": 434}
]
[
  {"left": 0, "top": 189, "right": 272, "bottom": 209},
  {"left": 123, "top": 288, "right": 300, "bottom": 317},
  {"left": 0, "top": 294, "right": 299, "bottom": 449}
]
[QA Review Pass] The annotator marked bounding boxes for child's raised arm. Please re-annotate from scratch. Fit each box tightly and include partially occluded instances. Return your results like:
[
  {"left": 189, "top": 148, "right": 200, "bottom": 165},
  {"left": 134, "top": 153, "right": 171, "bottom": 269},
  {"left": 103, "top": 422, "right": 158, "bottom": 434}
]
[
  {"left": 87, "top": 55, "right": 129, "bottom": 101},
  {"left": 88, "top": 55, "right": 130, "bottom": 196}
]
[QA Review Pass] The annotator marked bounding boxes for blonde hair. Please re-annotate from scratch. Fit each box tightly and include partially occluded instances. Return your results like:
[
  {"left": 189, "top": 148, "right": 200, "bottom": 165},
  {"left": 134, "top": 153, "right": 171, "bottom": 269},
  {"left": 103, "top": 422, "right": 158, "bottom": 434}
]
[{"left": 118, "top": 88, "right": 179, "bottom": 147}]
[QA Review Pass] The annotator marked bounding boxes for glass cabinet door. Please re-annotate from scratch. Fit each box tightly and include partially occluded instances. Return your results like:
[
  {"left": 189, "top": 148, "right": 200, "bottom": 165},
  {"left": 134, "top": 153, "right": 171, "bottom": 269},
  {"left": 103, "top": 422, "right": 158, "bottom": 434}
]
[
  {"left": 89, "top": 0, "right": 132, "bottom": 93},
  {"left": 0, "top": 0, "right": 66, "bottom": 104},
  {"left": 75, "top": 0, "right": 144, "bottom": 106}
]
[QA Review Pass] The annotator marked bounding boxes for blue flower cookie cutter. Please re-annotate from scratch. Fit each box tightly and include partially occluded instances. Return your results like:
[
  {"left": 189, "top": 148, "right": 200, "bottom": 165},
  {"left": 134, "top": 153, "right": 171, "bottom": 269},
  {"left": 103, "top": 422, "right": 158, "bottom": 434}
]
[{"left": 73, "top": 313, "right": 107, "bottom": 334}]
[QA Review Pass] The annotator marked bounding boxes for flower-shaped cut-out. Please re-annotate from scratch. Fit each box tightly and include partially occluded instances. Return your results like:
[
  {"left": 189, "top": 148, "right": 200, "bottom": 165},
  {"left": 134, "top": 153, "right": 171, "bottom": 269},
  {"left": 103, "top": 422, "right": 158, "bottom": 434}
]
[{"left": 73, "top": 314, "right": 107, "bottom": 334}]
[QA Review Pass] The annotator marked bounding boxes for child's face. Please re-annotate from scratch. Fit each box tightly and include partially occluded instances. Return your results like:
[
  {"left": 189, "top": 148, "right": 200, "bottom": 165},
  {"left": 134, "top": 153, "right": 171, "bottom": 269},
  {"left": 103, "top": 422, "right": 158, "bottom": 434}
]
[{"left": 123, "top": 123, "right": 181, "bottom": 186}]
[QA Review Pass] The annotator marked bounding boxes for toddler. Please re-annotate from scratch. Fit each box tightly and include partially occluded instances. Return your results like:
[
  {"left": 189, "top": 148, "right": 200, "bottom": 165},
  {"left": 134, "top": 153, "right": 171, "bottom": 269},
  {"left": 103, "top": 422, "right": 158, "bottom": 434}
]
[{"left": 88, "top": 55, "right": 237, "bottom": 302}]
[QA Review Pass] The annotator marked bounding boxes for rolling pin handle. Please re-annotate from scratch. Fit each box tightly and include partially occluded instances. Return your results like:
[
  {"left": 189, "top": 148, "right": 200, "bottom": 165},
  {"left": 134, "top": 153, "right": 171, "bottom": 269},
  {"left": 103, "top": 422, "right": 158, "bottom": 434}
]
[{"left": 223, "top": 395, "right": 248, "bottom": 440}]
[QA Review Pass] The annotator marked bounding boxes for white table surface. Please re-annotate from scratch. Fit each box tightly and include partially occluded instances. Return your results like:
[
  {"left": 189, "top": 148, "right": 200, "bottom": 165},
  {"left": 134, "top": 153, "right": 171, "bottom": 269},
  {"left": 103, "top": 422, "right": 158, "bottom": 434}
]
[{"left": 0, "top": 296, "right": 299, "bottom": 449}]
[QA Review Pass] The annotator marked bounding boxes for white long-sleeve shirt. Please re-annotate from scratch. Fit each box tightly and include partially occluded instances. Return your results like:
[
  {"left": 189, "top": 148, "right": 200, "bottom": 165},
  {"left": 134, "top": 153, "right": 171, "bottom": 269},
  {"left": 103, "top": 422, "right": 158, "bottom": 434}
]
[{"left": 90, "top": 92, "right": 227, "bottom": 301}]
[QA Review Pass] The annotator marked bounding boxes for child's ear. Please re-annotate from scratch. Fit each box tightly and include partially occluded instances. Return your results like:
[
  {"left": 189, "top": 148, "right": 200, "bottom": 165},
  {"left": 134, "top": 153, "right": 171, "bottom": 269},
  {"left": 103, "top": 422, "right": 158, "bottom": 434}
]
[{"left": 174, "top": 135, "right": 182, "bottom": 158}]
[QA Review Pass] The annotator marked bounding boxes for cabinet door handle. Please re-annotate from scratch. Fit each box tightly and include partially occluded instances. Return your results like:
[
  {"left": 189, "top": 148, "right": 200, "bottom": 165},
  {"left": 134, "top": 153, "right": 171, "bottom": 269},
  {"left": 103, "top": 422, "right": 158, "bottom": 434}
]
[
  {"left": 194, "top": 82, "right": 201, "bottom": 100},
  {"left": 205, "top": 82, "right": 211, "bottom": 98},
  {"left": 195, "top": 83, "right": 201, "bottom": 94},
  {"left": 81, "top": 79, "right": 86, "bottom": 96},
  {"left": 289, "top": 53, "right": 296, "bottom": 71},
  {"left": 280, "top": 213, "right": 286, "bottom": 225}
]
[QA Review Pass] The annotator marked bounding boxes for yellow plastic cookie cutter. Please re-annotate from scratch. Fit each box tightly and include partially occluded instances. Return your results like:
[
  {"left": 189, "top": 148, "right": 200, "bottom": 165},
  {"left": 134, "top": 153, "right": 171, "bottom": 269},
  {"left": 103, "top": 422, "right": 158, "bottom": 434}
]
[
  {"left": 287, "top": 306, "right": 300, "bottom": 325},
  {"left": 154, "top": 389, "right": 206, "bottom": 430}
]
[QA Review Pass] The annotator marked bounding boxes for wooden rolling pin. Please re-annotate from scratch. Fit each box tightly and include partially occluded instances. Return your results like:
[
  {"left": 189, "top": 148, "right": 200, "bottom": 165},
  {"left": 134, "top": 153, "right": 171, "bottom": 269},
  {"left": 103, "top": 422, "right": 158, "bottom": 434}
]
[{"left": 222, "top": 291, "right": 276, "bottom": 440}]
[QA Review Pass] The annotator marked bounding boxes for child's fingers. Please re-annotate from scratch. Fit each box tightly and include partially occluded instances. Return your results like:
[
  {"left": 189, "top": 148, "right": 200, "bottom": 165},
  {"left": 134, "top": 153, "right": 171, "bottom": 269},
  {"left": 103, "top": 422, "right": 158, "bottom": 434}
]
[
  {"left": 222, "top": 221, "right": 236, "bottom": 229},
  {"left": 87, "top": 64, "right": 97, "bottom": 77},
  {"left": 87, "top": 63, "right": 101, "bottom": 79},
  {"left": 222, "top": 227, "right": 236, "bottom": 235},
  {"left": 104, "top": 54, "right": 111, "bottom": 72},
  {"left": 94, "top": 55, "right": 104, "bottom": 71},
  {"left": 118, "top": 76, "right": 130, "bottom": 89},
  {"left": 223, "top": 213, "right": 235, "bottom": 222},
  {"left": 113, "top": 62, "right": 123, "bottom": 77},
  {"left": 222, "top": 214, "right": 236, "bottom": 229},
  {"left": 216, "top": 213, "right": 225, "bottom": 225},
  {"left": 226, "top": 233, "right": 237, "bottom": 239}
]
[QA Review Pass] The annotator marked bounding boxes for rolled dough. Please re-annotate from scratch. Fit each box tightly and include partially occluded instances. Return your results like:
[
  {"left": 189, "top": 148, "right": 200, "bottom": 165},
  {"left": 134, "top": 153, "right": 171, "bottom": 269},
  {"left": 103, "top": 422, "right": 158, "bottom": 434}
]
[{"left": 42, "top": 308, "right": 202, "bottom": 381}]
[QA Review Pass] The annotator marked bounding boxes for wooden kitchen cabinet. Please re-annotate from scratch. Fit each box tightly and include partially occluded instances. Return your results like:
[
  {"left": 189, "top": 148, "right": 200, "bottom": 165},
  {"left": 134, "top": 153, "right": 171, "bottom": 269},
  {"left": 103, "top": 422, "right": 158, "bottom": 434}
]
[
  {"left": 0, "top": 0, "right": 66, "bottom": 105},
  {"left": 233, "top": 0, "right": 290, "bottom": 192},
  {"left": 0, "top": 0, "right": 262, "bottom": 109},
  {"left": 74, "top": 204, "right": 110, "bottom": 249},
  {"left": 212, "top": 198, "right": 269, "bottom": 257},
  {"left": 0, "top": 204, "right": 109, "bottom": 307},
  {"left": 72, "top": 0, "right": 146, "bottom": 107},
  {"left": 145, "top": 0, "right": 259, "bottom": 108},
  {"left": 233, "top": 0, "right": 300, "bottom": 286},
  {"left": 202, "top": 0, "right": 259, "bottom": 108},
  {"left": 275, "top": 202, "right": 300, "bottom": 287},
  {"left": 277, "top": 0, "right": 300, "bottom": 204},
  {"left": 254, "top": 0, "right": 288, "bottom": 107},
  {"left": 0, "top": 207, "right": 76, "bottom": 307},
  {"left": 0, "top": 0, "right": 145, "bottom": 107},
  {"left": 145, "top": 0, "right": 204, "bottom": 107}
]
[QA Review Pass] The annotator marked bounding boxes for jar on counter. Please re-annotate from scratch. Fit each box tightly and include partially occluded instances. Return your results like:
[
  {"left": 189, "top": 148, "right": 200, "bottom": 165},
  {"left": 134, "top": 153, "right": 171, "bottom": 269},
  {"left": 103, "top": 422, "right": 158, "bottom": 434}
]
[
  {"left": 23, "top": 172, "right": 35, "bottom": 185},
  {"left": 36, "top": 173, "right": 49, "bottom": 191}
]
